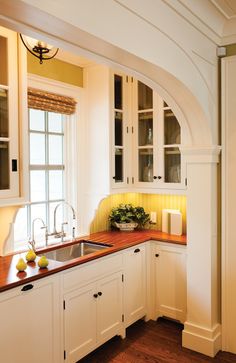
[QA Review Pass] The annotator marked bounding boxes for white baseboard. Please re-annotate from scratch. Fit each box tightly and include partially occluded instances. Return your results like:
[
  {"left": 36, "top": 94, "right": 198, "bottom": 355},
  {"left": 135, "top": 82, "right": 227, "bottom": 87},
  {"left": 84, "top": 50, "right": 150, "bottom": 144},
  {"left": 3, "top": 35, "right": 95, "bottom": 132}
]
[{"left": 182, "top": 322, "right": 221, "bottom": 357}]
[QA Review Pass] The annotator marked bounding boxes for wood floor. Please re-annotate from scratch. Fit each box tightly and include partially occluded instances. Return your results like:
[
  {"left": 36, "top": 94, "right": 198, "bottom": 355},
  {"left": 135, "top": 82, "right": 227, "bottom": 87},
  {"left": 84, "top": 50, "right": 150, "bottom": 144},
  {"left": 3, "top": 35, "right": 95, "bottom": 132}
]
[{"left": 79, "top": 318, "right": 236, "bottom": 363}]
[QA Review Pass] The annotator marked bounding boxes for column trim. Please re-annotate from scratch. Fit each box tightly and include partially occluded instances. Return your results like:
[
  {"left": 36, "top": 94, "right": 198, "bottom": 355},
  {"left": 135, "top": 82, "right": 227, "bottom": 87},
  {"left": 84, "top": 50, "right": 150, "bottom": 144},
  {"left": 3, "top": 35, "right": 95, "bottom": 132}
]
[
  {"left": 182, "top": 322, "right": 222, "bottom": 357},
  {"left": 180, "top": 145, "right": 221, "bottom": 163}
]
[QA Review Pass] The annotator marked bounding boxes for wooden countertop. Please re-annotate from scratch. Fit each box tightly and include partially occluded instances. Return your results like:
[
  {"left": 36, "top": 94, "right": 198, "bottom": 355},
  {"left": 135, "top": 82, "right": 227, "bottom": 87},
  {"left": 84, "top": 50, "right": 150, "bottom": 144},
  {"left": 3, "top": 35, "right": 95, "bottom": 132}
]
[{"left": 0, "top": 230, "right": 186, "bottom": 293}]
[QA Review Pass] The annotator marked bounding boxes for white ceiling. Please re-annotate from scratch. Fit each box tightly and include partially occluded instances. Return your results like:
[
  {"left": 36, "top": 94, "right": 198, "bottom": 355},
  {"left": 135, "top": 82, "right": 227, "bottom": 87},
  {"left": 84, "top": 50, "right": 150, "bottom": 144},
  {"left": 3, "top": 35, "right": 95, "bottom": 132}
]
[
  {"left": 56, "top": 0, "right": 236, "bottom": 66},
  {"left": 211, "top": 0, "right": 236, "bottom": 19}
]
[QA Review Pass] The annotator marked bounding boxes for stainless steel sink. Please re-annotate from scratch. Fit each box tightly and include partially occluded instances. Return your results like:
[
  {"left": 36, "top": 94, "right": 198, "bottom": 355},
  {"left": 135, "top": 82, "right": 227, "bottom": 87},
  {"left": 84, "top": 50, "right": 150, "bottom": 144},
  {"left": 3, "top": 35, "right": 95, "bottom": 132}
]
[{"left": 40, "top": 240, "right": 111, "bottom": 262}]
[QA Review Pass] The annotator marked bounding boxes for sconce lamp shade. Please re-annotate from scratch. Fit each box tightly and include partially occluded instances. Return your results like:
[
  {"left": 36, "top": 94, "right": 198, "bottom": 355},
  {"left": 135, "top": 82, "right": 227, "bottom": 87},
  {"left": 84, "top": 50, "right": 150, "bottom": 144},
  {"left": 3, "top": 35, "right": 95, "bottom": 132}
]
[{"left": 20, "top": 34, "right": 59, "bottom": 64}]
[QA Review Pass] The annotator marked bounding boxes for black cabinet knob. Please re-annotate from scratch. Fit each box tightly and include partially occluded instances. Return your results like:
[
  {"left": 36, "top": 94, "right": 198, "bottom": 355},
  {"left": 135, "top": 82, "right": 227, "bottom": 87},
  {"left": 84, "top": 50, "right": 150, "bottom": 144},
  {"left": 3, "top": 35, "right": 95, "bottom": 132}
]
[
  {"left": 155, "top": 253, "right": 159, "bottom": 257},
  {"left": 153, "top": 176, "right": 157, "bottom": 180},
  {"left": 98, "top": 291, "right": 102, "bottom": 296},
  {"left": 93, "top": 293, "right": 98, "bottom": 298},
  {"left": 112, "top": 176, "right": 116, "bottom": 180},
  {"left": 134, "top": 248, "right": 140, "bottom": 253},
  {"left": 157, "top": 176, "right": 162, "bottom": 179}
]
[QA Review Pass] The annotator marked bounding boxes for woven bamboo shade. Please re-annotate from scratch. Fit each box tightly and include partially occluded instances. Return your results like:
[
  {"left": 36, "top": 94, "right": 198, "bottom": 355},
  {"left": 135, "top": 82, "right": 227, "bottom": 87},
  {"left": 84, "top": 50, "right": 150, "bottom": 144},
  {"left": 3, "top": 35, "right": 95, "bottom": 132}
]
[{"left": 28, "top": 88, "right": 77, "bottom": 115}]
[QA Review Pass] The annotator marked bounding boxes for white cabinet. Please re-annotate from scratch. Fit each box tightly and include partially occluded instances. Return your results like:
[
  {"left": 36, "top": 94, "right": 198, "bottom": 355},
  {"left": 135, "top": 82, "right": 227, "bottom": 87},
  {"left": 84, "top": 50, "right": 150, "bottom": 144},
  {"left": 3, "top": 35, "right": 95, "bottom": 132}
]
[
  {"left": 123, "top": 243, "right": 147, "bottom": 327},
  {"left": 0, "top": 26, "right": 27, "bottom": 205},
  {"left": 64, "top": 281, "right": 97, "bottom": 362},
  {"left": 0, "top": 26, "right": 19, "bottom": 200},
  {"left": 111, "top": 72, "right": 184, "bottom": 192},
  {"left": 63, "top": 255, "right": 124, "bottom": 363},
  {"left": 153, "top": 241, "right": 187, "bottom": 323},
  {"left": 0, "top": 276, "right": 61, "bottom": 363}
]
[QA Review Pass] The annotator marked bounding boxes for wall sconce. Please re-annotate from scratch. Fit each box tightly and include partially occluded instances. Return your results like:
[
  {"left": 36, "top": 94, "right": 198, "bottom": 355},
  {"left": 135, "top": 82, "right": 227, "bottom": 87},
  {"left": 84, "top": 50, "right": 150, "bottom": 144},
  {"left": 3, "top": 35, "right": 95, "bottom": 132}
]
[{"left": 20, "top": 34, "right": 59, "bottom": 64}]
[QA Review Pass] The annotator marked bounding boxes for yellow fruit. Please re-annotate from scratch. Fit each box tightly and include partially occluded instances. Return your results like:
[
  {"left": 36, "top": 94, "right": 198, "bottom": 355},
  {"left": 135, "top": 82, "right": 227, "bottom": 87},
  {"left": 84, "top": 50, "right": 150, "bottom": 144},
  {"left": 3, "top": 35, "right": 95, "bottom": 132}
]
[
  {"left": 38, "top": 256, "right": 49, "bottom": 269},
  {"left": 26, "top": 249, "right": 36, "bottom": 262},
  {"left": 16, "top": 257, "right": 27, "bottom": 272}
]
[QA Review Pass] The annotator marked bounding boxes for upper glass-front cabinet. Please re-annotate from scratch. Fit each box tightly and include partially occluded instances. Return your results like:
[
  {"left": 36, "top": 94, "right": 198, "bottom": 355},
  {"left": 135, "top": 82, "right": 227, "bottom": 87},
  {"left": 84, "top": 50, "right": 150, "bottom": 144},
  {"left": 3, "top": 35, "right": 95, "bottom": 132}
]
[
  {"left": 112, "top": 74, "right": 126, "bottom": 186},
  {"left": 163, "top": 102, "right": 181, "bottom": 184},
  {"left": 0, "top": 27, "right": 19, "bottom": 200},
  {"left": 134, "top": 80, "right": 182, "bottom": 188},
  {"left": 111, "top": 72, "right": 184, "bottom": 191},
  {"left": 137, "top": 81, "right": 154, "bottom": 183}
]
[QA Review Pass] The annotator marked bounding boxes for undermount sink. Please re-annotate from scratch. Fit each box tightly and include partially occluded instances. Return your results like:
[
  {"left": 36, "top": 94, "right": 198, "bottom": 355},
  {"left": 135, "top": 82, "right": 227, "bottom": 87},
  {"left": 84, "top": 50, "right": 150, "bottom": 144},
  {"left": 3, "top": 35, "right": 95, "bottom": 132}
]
[{"left": 40, "top": 240, "right": 112, "bottom": 262}]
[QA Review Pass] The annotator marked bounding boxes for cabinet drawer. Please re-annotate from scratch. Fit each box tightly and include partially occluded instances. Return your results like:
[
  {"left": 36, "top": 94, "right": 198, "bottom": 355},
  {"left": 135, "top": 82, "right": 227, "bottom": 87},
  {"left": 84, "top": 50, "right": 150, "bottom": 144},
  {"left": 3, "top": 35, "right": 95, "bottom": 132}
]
[{"left": 63, "top": 252, "right": 123, "bottom": 291}]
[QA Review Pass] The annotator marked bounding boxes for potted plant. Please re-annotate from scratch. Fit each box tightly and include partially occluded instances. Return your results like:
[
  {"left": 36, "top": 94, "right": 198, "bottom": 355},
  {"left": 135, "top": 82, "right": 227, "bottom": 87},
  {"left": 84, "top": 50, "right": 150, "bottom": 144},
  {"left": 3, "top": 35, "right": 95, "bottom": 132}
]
[{"left": 109, "top": 204, "right": 150, "bottom": 231}]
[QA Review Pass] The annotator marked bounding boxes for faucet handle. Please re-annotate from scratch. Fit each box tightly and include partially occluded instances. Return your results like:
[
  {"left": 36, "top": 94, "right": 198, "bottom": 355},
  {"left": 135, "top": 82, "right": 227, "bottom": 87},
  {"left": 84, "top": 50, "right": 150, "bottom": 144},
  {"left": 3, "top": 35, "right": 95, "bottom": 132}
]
[
  {"left": 41, "top": 225, "right": 48, "bottom": 245},
  {"left": 28, "top": 239, "right": 36, "bottom": 252},
  {"left": 61, "top": 222, "right": 68, "bottom": 234}
]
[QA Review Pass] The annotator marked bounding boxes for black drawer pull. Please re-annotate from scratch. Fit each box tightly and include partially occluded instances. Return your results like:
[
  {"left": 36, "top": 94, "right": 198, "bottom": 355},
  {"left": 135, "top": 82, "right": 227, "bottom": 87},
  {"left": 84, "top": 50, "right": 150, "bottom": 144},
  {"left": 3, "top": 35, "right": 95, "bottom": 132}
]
[
  {"left": 21, "top": 284, "right": 34, "bottom": 292},
  {"left": 93, "top": 293, "right": 98, "bottom": 298},
  {"left": 155, "top": 253, "right": 159, "bottom": 257},
  {"left": 98, "top": 291, "right": 102, "bottom": 296},
  {"left": 134, "top": 248, "right": 140, "bottom": 253},
  {"left": 12, "top": 159, "right": 18, "bottom": 172}
]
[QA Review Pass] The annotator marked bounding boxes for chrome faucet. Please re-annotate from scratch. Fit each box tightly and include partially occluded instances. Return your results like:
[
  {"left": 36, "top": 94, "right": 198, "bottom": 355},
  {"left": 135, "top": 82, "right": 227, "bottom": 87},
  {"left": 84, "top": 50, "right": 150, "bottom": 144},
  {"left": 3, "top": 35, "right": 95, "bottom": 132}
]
[
  {"left": 28, "top": 218, "right": 48, "bottom": 251},
  {"left": 52, "top": 201, "right": 76, "bottom": 241}
]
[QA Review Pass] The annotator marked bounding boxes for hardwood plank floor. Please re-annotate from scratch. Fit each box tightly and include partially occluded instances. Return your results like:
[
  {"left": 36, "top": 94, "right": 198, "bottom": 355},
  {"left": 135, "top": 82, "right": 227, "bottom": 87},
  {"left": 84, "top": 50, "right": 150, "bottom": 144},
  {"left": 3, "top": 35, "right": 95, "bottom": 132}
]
[{"left": 79, "top": 318, "right": 236, "bottom": 363}]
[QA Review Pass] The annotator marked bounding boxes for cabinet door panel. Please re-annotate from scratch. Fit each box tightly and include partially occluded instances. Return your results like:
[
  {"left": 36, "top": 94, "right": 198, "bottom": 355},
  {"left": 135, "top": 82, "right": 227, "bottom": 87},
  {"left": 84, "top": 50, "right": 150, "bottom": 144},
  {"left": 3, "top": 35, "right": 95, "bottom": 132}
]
[
  {"left": 154, "top": 244, "right": 186, "bottom": 323},
  {"left": 124, "top": 245, "right": 147, "bottom": 327},
  {"left": 0, "top": 277, "right": 61, "bottom": 363},
  {"left": 64, "top": 282, "right": 97, "bottom": 363},
  {"left": 97, "top": 272, "right": 123, "bottom": 343}
]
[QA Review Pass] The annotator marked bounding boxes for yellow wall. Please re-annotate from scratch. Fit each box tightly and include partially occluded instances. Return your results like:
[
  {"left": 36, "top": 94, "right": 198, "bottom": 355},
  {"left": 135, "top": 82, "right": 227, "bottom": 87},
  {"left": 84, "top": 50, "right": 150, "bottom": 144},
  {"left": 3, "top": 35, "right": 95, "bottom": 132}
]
[
  {"left": 27, "top": 53, "right": 83, "bottom": 87},
  {"left": 90, "top": 193, "right": 187, "bottom": 235}
]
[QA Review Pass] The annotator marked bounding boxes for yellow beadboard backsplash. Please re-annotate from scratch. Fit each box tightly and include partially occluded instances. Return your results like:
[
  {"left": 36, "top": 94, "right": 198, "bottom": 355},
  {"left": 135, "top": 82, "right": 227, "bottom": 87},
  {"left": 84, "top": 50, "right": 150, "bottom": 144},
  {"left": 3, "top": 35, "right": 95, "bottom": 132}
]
[{"left": 90, "top": 193, "right": 186, "bottom": 234}]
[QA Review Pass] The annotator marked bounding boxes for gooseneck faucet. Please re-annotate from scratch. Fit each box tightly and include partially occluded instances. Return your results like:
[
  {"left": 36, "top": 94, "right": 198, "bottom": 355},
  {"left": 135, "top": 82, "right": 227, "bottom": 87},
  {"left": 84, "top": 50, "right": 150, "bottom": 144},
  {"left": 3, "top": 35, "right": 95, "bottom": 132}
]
[
  {"left": 53, "top": 201, "right": 76, "bottom": 241},
  {"left": 28, "top": 218, "right": 48, "bottom": 251}
]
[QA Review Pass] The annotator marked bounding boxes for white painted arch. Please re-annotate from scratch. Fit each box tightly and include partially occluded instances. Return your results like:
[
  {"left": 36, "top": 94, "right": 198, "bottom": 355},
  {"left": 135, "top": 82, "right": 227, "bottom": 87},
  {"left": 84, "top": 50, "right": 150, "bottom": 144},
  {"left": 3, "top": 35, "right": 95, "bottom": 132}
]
[{"left": 0, "top": 0, "right": 218, "bottom": 147}]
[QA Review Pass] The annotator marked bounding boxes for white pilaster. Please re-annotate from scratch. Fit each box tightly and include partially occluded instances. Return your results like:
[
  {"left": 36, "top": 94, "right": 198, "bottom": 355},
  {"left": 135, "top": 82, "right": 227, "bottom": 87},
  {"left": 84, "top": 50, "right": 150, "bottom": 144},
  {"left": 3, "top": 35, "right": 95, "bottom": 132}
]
[{"left": 181, "top": 147, "right": 221, "bottom": 357}]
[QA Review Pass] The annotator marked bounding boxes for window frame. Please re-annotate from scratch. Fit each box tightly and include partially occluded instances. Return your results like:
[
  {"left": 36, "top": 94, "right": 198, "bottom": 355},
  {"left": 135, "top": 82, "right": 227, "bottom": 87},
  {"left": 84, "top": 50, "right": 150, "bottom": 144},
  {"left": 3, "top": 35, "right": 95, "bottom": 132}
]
[
  {"left": 28, "top": 108, "right": 66, "bottom": 237},
  {"left": 3, "top": 74, "right": 83, "bottom": 254}
]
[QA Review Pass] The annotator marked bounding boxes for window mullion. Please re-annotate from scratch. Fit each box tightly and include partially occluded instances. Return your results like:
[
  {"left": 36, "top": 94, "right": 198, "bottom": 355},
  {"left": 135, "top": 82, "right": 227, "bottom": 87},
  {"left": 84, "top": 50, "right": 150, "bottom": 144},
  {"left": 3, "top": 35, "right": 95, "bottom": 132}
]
[{"left": 45, "top": 111, "right": 50, "bottom": 229}]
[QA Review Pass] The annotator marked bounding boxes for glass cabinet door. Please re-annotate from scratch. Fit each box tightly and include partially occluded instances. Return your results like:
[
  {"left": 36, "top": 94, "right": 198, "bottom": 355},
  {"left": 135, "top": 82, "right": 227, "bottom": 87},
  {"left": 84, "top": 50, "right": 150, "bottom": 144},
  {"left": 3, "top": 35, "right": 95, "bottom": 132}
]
[
  {"left": 137, "top": 81, "right": 154, "bottom": 182},
  {"left": 0, "top": 141, "right": 9, "bottom": 190},
  {"left": 0, "top": 27, "right": 19, "bottom": 200},
  {"left": 0, "top": 88, "right": 8, "bottom": 138},
  {"left": 163, "top": 102, "right": 181, "bottom": 183},
  {"left": 113, "top": 75, "right": 124, "bottom": 183},
  {"left": 0, "top": 35, "right": 10, "bottom": 191}
]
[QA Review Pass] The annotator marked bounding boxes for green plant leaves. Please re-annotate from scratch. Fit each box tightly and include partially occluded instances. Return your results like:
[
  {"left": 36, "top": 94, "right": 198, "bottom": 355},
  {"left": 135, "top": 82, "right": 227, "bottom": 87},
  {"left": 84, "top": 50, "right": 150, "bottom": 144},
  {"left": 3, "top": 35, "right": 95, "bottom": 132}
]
[{"left": 109, "top": 203, "right": 150, "bottom": 229}]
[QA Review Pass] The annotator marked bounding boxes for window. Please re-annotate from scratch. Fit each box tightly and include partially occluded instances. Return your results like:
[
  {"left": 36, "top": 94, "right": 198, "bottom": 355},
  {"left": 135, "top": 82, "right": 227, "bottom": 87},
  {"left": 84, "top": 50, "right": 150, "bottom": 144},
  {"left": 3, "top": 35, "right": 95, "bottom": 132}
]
[
  {"left": 14, "top": 109, "right": 66, "bottom": 250},
  {"left": 9, "top": 78, "right": 80, "bottom": 254}
]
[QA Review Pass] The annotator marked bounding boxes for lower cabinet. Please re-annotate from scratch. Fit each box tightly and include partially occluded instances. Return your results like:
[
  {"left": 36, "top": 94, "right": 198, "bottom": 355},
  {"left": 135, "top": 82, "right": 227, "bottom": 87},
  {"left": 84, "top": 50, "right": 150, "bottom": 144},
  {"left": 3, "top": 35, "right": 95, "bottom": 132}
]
[
  {"left": 63, "top": 271, "right": 123, "bottom": 363},
  {"left": 0, "top": 241, "right": 187, "bottom": 363},
  {"left": 153, "top": 242, "right": 187, "bottom": 323},
  {"left": 123, "top": 243, "right": 147, "bottom": 327},
  {"left": 0, "top": 275, "right": 61, "bottom": 363}
]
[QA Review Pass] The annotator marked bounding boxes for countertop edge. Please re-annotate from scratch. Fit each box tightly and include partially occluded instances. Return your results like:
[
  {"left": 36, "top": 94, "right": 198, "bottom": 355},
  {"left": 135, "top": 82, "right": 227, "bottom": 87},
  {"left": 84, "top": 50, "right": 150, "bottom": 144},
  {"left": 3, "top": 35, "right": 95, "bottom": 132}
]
[{"left": 0, "top": 230, "right": 186, "bottom": 293}]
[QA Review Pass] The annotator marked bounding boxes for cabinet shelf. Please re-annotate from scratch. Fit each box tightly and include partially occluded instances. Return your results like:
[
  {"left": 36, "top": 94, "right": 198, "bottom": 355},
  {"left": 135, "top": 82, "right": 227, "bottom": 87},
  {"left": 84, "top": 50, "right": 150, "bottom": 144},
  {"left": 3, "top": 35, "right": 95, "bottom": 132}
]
[
  {"left": 0, "top": 84, "right": 9, "bottom": 91},
  {"left": 164, "top": 149, "right": 180, "bottom": 155},
  {"left": 164, "top": 111, "right": 175, "bottom": 117},
  {"left": 139, "top": 151, "right": 153, "bottom": 156}
]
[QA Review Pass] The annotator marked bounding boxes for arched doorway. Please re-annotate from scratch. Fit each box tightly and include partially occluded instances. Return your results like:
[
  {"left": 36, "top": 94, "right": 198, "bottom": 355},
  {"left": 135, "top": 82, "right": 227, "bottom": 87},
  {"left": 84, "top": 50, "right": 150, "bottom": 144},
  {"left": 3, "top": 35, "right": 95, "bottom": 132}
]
[{"left": 0, "top": 2, "right": 220, "bottom": 356}]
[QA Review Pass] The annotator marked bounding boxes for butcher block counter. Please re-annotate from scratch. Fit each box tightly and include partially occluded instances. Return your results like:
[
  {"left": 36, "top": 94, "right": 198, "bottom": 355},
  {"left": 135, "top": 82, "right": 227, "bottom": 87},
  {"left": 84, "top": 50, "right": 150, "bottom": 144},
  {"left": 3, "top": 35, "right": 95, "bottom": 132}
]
[{"left": 0, "top": 229, "right": 186, "bottom": 293}]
